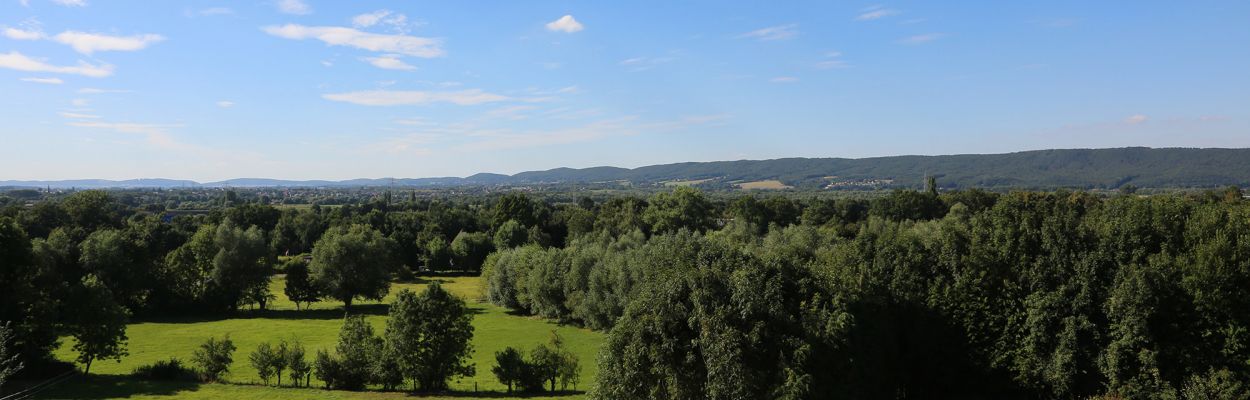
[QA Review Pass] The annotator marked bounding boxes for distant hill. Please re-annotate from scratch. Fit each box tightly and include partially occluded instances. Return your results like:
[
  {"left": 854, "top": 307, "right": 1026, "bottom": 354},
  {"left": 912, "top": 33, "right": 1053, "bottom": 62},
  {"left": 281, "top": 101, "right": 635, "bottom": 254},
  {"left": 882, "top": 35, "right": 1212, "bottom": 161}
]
[{"left": 4, "top": 147, "right": 1249, "bottom": 190}]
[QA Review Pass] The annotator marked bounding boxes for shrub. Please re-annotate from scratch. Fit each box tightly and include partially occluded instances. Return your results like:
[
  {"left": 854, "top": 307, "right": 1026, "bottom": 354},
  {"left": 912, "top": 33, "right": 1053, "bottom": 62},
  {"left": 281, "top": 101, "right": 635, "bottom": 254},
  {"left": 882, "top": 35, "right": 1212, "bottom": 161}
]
[
  {"left": 131, "top": 358, "right": 197, "bottom": 381},
  {"left": 191, "top": 335, "right": 236, "bottom": 382}
]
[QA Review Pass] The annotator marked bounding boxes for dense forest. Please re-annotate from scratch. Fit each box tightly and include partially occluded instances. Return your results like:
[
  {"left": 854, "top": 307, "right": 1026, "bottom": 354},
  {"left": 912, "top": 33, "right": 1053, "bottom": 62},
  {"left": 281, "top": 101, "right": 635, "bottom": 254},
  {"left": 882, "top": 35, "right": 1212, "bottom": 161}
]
[
  {"left": 2, "top": 183, "right": 1250, "bottom": 399},
  {"left": 6, "top": 147, "right": 1250, "bottom": 191}
]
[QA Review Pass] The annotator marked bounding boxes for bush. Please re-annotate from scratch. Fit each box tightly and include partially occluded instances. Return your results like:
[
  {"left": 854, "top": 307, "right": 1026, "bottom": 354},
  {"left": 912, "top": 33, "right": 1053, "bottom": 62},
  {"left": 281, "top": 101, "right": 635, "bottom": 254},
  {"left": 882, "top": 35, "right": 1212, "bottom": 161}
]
[
  {"left": 191, "top": 335, "right": 236, "bottom": 382},
  {"left": 131, "top": 358, "right": 196, "bottom": 381}
]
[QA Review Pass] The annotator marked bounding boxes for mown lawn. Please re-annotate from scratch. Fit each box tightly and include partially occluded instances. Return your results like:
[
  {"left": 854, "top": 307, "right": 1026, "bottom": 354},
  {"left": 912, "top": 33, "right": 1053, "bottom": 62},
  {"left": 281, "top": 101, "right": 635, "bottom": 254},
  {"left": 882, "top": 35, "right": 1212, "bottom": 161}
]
[{"left": 45, "top": 275, "right": 601, "bottom": 399}]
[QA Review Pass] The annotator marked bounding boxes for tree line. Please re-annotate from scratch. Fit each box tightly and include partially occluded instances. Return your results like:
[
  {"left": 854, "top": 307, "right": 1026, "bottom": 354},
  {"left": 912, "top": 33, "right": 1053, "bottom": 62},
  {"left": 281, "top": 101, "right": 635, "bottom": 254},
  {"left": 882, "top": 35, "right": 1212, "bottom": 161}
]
[{"left": 4, "top": 185, "right": 1249, "bottom": 398}]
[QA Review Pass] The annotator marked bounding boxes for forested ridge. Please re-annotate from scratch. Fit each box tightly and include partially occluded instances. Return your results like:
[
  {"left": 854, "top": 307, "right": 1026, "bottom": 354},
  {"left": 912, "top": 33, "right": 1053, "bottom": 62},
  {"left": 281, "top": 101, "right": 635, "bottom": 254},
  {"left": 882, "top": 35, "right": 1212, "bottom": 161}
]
[
  {"left": 5, "top": 147, "right": 1250, "bottom": 190},
  {"left": 2, "top": 184, "right": 1250, "bottom": 399}
]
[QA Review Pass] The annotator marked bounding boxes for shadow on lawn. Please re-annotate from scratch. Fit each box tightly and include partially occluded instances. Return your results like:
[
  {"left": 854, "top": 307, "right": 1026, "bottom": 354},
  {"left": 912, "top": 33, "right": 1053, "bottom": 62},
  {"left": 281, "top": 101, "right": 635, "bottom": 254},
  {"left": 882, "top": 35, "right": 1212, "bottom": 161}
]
[
  {"left": 395, "top": 389, "right": 586, "bottom": 398},
  {"left": 36, "top": 374, "right": 202, "bottom": 399},
  {"left": 137, "top": 303, "right": 392, "bottom": 324}
]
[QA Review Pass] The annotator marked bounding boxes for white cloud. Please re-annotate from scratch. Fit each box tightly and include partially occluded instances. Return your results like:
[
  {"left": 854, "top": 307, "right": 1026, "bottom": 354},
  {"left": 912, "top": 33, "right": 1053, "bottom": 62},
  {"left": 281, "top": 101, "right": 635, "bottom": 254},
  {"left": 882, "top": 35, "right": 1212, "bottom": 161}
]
[
  {"left": 619, "top": 56, "right": 675, "bottom": 71},
  {"left": 0, "top": 51, "right": 113, "bottom": 77},
  {"left": 78, "top": 87, "right": 131, "bottom": 94},
  {"left": 351, "top": 10, "right": 414, "bottom": 32},
  {"left": 816, "top": 51, "right": 848, "bottom": 69},
  {"left": 363, "top": 54, "right": 416, "bottom": 70},
  {"left": 275, "top": 0, "right": 310, "bottom": 15},
  {"left": 545, "top": 15, "right": 584, "bottom": 33},
  {"left": 898, "top": 33, "right": 945, "bottom": 45},
  {"left": 59, "top": 111, "right": 99, "bottom": 118},
  {"left": 50, "top": 0, "right": 86, "bottom": 6},
  {"left": 770, "top": 76, "right": 799, "bottom": 83},
  {"left": 856, "top": 6, "right": 900, "bottom": 21},
  {"left": 52, "top": 31, "right": 164, "bottom": 54},
  {"left": 394, "top": 117, "right": 433, "bottom": 126},
  {"left": 1124, "top": 114, "right": 1149, "bottom": 125},
  {"left": 198, "top": 7, "right": 233, "bottom": 16},
  {"left": 217, "top": 100, "right": 235, "bottom": 108},
  {"left": 71, "top": 98, "right": 89, "bottom": 106},
  {"left": 263, "top": 24, "right": 444, "bottom": 58},
  {"left": 20, "top": 77, "right": 63, "bottom": 84},
  {"left": 738, "top": 24, "right": 798, "bottom": 41},
  {"left": 322, "top": 89, "right": 510, "bottom": 106},
  {"left": 3, "top": 27, "right": 44, "bottom": 40}
]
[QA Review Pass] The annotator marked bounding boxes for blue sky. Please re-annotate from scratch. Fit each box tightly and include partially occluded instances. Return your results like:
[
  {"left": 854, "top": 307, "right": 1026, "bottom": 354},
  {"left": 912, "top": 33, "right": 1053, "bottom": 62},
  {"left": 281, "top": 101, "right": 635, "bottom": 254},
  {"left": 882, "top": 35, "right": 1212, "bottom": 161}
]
[{"left": 2, "top": 1, "right": 1248, "bottom": 181}]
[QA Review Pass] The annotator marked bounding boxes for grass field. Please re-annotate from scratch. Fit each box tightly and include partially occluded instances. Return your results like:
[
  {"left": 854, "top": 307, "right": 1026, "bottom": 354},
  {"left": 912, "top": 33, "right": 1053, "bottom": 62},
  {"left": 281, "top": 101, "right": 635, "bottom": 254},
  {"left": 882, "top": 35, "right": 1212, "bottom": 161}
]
[
  {"left": 43, "top": 275, "right": 602, "bottom": 399},
  {"left": 736, "top": 180, "right": 792, "bottom": 190}
]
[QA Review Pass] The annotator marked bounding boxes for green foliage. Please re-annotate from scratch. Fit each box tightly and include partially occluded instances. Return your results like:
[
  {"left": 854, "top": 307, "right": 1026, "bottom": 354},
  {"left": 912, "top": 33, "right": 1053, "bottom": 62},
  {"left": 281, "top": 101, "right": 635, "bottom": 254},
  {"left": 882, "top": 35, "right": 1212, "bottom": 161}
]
[
  {"left": 309, "top": 224, "right": 397, "bottom": 309},
  {"left": 248, "top": 341, "right": 286, "bottom": 385},
  {"left": 70, "top": 275, "right": 130, "bottom": 374},
  {"left": 450, "top": 231, "right": 493, "bottom": 271},
  {"left": 385, "top": 283, "right": 476, "bottom": 391},
  {"left": 130, "top": 358, "right": 196, "bottom": 382},
  {"left": 191, "top": 335, "right": 236, "bottom": 382},
  {"left": 493, "top": 219, "right": 530, "bottom": 250},
  {"left": 0, "top": 321, "right": 22, "bottom": 390},
  {"left": 285, "top": 340, "right": 310, "bottom": 387},
  {"left": 642, "top": 187, "right": 715, "bottom": 234},
  {"left": 491, "top": 347, "right": 526, "bottom": 393},
  {"left": 283, "top": 259, "right": 320, "bottom": 310},
  {"left": 331, "top": 315, "right": 381, "bottom": 390},
  {"left": 0, "top": 216, "right": 59, "bottom": 366}
]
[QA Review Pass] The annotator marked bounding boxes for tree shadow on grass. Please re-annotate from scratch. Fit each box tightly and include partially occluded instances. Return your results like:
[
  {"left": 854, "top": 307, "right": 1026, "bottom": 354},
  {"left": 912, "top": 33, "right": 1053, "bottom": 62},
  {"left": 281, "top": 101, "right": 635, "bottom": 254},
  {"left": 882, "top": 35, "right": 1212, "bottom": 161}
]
[
  {"left": 34, "top": 374, "right": 202, "bottom": 399},
  {"left": 398, "top": 389, "right": 586, "bottom": 398},
  {"left": 136, "top": 303, "right": 392, "bottom": 324}
]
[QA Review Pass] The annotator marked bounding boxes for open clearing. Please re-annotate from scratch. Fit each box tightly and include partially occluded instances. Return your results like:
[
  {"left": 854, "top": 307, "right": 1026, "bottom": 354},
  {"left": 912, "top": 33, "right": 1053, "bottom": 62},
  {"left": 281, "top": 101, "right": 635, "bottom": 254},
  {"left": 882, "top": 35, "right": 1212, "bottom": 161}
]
[
  {"left": 736, "top": 180, "right": 792, "bottom": 190},
  {"left": 43, "top": 276, "right": 601, "bottom": 399},
  {"left": 662, "top": 178, "right": 717, "bottom": 187}
]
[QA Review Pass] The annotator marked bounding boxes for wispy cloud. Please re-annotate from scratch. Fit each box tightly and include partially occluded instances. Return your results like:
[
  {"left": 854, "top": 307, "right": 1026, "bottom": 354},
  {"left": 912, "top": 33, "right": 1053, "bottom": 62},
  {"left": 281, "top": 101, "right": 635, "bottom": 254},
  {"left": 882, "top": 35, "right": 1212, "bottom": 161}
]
[
  {"left": 3, "top": 27, "right": 44, "bottom": 40},
  {"left": 546, "top": 15, "right": 584, "bottom": 33},
  {"left": 738, "top": 24, "right": 798, "bottom": 41},
  {"left": 0, "top": 51, "right": 113, "bottom": 77},
  {"left": 59, "top": 111, "right": 99, "bottom": 119},
  {"left": 815, "top": 51, "right": 848, "bottom": 69},
  {"left": 898, "top": 33, "right": 945, "bottom": 45},
  {"left": 78, "top": 87, "right": 131, "bottom": 94},
  {"left": 770, "top": 76, "right": 799, "bottom": 83},
  {"left": 322, "top": 89, "right": 510, "bottom": 106},
  {"left": 198, "top": 7, "right": 233, "bottom": 16},
  {"left": 217, "top": 100, "right": 235, "bottom": 108},
  {"left": 52, "top": 31, "right": 164, "bottom": 54},
  {"left": 1124, "top": 114, "right": 1148, "bottom": 125},
  {"left": 50, "top": 0, "right": 86, "bottom": 7},
  {"left": 363, "top": 54, "right": 416, "bottom": 70},
  {"left": 856, "top": 6, "right": 900, "bottom": 21},
  {"left": 620, "top": 56, "right": 675, "bottom": 71},
  {"left": 352, "top": 10, "right": 416, "bottom": 33},
  {"left": 275, "top": 0, "right": 310, "bottom": 15},
  {"left": 263, "top": 24, "right": 444, "bottom": 58},
  {"left": 67, "top": 121, "right": 188, "bottom": 149},
  {"left": 21, "top": 77, "right": 63, "bottom": 84}
]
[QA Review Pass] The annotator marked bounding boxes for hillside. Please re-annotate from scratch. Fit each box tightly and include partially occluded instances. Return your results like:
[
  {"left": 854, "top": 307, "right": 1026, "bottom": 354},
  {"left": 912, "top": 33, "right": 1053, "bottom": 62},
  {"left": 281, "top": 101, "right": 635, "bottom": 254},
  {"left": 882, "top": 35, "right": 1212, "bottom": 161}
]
[{"left": 4, "top": 147, "right": 1249, "bottom": 190}]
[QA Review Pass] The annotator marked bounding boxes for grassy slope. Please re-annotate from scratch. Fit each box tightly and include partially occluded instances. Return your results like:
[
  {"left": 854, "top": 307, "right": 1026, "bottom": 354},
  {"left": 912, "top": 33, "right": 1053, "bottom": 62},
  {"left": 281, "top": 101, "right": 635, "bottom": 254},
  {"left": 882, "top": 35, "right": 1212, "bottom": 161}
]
[{"left": 44, "top": 276, "right": 601, "bottom": 399}]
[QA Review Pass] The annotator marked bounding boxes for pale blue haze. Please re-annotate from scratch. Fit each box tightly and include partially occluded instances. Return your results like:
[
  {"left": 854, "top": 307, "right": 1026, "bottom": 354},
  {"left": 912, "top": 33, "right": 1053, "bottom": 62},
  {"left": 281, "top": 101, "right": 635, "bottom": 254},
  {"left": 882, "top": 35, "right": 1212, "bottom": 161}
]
[{"left": 2, "top": 1, "right": 1248, "bottom": 180}]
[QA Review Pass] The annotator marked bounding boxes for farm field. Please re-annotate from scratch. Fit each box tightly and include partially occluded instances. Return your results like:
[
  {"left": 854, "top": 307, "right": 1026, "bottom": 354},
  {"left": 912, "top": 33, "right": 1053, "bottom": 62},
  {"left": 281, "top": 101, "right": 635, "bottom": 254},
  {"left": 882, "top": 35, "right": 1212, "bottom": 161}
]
[
  {"left": 736, "top": 180, "right": 792, "bottom": 190},
  {"left": 42, "top": 275, "right": 601, "bottom": 399}
]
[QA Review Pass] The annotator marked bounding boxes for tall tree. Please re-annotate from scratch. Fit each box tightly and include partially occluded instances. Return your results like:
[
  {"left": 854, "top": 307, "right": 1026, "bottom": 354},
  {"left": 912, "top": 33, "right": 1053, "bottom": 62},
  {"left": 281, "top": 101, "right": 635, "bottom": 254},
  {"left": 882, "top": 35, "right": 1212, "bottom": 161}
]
[
  {"left": 0, "top": 322, "right": 22, "bottom": 391},
  {"left": 451, "top": 231, "right": 493, "bottom": 271},
  {"left": 283, "top": 260, "right": 320, "bottom": 310},
  {"left": 385, "top": 283, "right": 475, "bottom": 391},
  {"left": 492, "top": 347, "right": 525, "bottom": 393},
  {"left": 69, "top": 276, "right": 129, "bottom": 374},
  {"left": 642, "top": 187, "right": 715, "bottom": 234},
  {"left": 310, "top": 224, "right": 397, "bottom": 309}
]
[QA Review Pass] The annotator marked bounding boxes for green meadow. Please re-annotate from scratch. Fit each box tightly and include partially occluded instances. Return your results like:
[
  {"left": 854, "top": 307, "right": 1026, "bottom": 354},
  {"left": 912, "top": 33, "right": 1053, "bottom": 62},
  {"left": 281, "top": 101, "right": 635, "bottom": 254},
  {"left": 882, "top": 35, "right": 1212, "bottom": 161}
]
[{"left": 42, "top": 275, "right": 602, "bottom": 399}]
